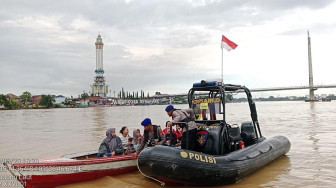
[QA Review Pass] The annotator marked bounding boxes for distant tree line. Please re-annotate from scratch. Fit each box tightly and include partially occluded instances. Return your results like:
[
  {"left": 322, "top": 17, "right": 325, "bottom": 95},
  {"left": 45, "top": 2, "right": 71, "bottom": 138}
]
[
  {"left": 117, "top": 87, "right": 150, "bottom": 99},
  {"left": 0, "top": 94, "right": 20, "bottom": 109},
  {"left": 235, "top": 94, "right": 336, "bottom": 102},
  {"left": 0, "top": 91, "right": 55, "bottom": 110},
  {"left": 2, "top": 89, "right": 335, "bottom": 110}
]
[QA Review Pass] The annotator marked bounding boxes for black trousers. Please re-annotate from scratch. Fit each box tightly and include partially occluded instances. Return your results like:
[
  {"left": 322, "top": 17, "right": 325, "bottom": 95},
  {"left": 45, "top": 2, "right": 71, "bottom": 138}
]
[{"left": 181, "top": 129, "right": 197, "bottom": 150}]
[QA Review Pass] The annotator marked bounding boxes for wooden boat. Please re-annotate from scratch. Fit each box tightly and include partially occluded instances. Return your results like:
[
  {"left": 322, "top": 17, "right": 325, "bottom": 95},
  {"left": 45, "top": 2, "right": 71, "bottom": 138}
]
[
  {"left": 137, "top": 80, "right": 291, "bottom": 186},
  {"left": 3, "top": 151, "right": 137, "bottom": 188}
]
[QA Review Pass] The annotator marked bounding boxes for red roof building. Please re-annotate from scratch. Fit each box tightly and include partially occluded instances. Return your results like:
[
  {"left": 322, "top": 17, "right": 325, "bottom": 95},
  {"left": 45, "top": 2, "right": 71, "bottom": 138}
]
[
  {"left": 31, "top": 95, "right": 42, "bottom": 104},
  {"left": 5, "top": 93, "right": 20, "bottom": 99}
]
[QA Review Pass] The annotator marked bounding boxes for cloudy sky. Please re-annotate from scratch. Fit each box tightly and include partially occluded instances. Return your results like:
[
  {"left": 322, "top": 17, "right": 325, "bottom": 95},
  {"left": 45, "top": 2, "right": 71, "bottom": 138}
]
[{"left": 1, "top": 0, "right": 336, "bottom": 98}]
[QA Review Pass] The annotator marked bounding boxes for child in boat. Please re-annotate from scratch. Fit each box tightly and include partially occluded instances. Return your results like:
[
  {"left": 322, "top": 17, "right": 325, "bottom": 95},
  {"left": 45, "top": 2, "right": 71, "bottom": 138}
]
[
  {"left": 163, "top": 122, "right": 179, "bottom": 146},
  {"left": 164, "top": 127, "right": 178, "bottom": 146},
  {"left": 97, "top": 128, "right": 123, "bottom": 157},
  {"left": 124, "top": 137, "right": 136, "bottom": 155},
  {"left": 132, "top": 129, "right": 143, "bottom": 151},
  {"left": 175, "top": 124, "right": 183, "bottom": 146}
]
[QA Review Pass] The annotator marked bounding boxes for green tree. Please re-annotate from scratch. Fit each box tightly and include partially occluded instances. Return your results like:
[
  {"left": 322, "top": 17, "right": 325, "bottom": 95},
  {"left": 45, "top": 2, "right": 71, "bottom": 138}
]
[
  {"left": 20, "top": 91, "right": 32, "bottom": 105},
  {"left": 173, "top": 96, "right": 186, "bottom": 104},
  {"left": 33, "top": 102, "right": 40, "bottom": 108},
  {"left": 226, "top": 94, "right": 233, "bottom": 102},
  {"left": 0, "top": 94, "right": 7, "bottom": 106},
  {"left": 5, "top": 98, "right": 20, "bottom": 109},
  {"left": 0, "top": 95, "right": 20, "bottom": 109},
  {"left": 122, "top": 87, "right": 125, "bottom": 99},
  {"left": 39, "top": 95, "right": 55, "bottom": 108},
  {"left": 141, "top": 90, "right": 144, "bottom": 98},
  {"left": 81, "top": 92, "right": 89, "bottom": 103}
]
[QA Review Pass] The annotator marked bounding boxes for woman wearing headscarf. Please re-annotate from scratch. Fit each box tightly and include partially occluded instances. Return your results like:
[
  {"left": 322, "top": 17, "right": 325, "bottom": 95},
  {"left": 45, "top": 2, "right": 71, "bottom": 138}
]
[
  {"left": 97, "top": 128, "right": 123, "bottom": 157},
  {"left": 132, "top": 129, "right": 143, "bottom": 151}
]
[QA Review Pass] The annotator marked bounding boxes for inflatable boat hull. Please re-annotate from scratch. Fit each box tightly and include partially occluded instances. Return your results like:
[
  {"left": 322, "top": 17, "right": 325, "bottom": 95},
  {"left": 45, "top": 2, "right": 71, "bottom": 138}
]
[{"left": 137, "top": 135, "right": 290, "bottom": 186}]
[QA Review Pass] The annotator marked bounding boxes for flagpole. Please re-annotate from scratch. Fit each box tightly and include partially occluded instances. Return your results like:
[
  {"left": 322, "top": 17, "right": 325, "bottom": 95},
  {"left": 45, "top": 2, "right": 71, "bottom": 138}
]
[
  {"left": 221, "top": 34, "right": 237, "bottom": 83},
  {"left": 221, "top": 47, "right": 223, "bottom": 82}
]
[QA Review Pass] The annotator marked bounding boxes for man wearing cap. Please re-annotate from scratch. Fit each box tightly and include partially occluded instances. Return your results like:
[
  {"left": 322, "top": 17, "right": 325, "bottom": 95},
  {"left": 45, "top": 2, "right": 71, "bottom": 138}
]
[
  {"left": 165, "top": 105, "right": 197, "bottom": 150},
  {"left": 136, "top": 118, "right": 166, "bottom": 155}
]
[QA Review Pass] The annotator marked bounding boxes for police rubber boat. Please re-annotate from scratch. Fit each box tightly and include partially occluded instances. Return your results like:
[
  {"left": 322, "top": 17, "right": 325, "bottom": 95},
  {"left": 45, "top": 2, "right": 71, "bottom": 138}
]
[{"left": 137, "top": 80, "right": 291, "bottom": 186}]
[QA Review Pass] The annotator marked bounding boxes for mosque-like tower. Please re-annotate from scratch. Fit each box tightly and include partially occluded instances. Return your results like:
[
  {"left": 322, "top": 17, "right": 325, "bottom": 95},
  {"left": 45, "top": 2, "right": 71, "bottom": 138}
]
[{"left": 91, "top": 34, "right": 108, "bottom": 97}]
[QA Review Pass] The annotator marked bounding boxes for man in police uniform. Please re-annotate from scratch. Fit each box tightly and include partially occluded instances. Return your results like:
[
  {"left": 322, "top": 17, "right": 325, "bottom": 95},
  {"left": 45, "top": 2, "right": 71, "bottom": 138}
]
[
  {"left": 165, "top": 105, "right": 197, "bottom": 150},
  {"left": 136, "top": 118, "right": 166, "bottom": 155}
]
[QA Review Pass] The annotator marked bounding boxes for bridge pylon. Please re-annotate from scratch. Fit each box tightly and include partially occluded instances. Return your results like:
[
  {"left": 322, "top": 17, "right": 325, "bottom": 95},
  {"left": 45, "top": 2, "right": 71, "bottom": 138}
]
[{"left": 305, "top": 31, "right": 318, "bottom": 102}]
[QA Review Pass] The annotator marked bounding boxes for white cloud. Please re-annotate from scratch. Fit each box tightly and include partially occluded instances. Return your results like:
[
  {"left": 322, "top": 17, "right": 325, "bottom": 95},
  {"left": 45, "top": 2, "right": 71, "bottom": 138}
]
[{"left": 0, "top": 0, "right": 336, "bottom": 97}]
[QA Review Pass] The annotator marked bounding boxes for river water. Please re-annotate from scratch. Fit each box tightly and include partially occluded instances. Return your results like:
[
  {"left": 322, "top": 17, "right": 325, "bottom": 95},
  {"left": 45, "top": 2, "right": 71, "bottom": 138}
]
[{"left": 1, "top": 101, "right": 335, "bottom": 188}]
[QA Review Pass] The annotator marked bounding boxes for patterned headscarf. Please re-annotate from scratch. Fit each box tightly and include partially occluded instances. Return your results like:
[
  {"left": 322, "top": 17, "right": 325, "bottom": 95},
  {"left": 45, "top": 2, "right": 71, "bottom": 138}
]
[{"left": 132, "top": 129, "right": 143, "bottom": 145}]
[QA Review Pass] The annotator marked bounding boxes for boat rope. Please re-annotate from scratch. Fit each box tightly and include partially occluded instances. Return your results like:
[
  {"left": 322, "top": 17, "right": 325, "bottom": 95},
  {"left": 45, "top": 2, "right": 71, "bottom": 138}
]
[{"left": 136, "top": 152, "right": 166, "bottom": 187}]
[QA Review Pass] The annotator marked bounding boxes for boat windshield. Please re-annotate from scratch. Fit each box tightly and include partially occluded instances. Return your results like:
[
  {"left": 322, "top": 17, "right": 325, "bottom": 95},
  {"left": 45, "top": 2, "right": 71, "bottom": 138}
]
[{"left": 191, "top": 97, "right": 222, "bottom": 121}]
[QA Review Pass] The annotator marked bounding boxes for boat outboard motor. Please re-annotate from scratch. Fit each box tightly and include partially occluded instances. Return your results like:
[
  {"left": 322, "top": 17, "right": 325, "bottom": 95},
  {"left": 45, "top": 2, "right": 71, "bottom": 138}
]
[
  {"left": 228, "top": 124, "right": 241, "bottom": 151},
  {"left": 241, "top": 121, "right": 256, "bottom": 146}
]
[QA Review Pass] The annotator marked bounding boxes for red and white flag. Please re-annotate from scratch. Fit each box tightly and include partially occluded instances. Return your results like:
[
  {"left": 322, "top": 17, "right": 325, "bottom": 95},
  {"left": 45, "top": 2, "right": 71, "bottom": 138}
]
[{"left": 221, "top": 35, "right": 238, "bottom": 51}]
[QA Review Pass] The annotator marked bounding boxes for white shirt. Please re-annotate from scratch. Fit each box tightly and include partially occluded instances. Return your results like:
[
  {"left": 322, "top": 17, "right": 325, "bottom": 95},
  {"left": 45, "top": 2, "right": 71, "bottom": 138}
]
[{"left": 119, "top": 134, "right": 130, "bottom": 150}]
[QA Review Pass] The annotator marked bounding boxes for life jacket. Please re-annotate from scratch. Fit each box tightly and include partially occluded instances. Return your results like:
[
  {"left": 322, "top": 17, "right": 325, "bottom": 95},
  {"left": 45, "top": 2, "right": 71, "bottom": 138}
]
[{"left": 144, "top": 125, "right": 161, "bottom": 147}]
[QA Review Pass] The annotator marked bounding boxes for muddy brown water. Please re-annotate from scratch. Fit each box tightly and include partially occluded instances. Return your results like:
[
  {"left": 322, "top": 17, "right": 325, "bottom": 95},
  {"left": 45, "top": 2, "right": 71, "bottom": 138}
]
[{"left": 1, "top": 101, "right": 335, "bottom": 187}]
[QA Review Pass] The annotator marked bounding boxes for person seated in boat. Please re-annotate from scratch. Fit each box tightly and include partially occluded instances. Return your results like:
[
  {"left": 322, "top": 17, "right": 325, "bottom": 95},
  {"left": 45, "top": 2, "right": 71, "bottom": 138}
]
[
  {"left": 97, "top": 128, "right": 123, "bottom": 157},
  {"left": 165, "top": 104, "right": 197, "bottom": 150},
  {"left": 119, "top": 126, "right": 131, "bottom": 152},
  {"left": 158, "top": 125, "right": 165, "bottom": 137},
  {"left": 136, "top": 118, "right": 166, "bottom": 155},
  {"left": 124, "top": 137, "right": 136, "bottom": 155},
  {"left": 164, "top": 125, "right": 178, "bottom": 146},
  {"left": 132, "top": 129, "right": 143, "bottom": 151},
  {"left": 175, "top": 124, "right": 183, "bottom": 139},
  {"left": 175, "top": 124, "right": 183, "bottom": 146}
]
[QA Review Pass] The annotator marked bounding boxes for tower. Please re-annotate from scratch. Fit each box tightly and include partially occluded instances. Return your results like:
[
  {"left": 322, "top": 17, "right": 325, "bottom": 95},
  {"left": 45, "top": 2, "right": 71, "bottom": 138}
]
[{"left": 91, "top": 34, "right": 108, "bottom": 97}]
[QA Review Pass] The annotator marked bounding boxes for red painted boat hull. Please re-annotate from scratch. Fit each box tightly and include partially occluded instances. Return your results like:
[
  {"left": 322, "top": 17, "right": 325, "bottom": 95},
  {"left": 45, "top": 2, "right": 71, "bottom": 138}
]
[
  {"left": 4, "top": 153, "right": 138, "bottom": 188},
  {"left": 19, "top": 166, "right": 137, "bottom": 188}
]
